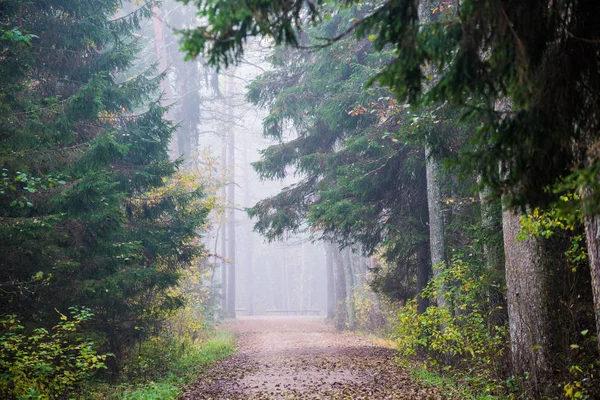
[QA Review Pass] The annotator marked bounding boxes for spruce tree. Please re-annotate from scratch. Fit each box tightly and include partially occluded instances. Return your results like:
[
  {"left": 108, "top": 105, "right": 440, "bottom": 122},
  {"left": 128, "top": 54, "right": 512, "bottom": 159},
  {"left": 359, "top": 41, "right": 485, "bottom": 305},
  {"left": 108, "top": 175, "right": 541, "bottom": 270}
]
[{"left": 0, "top": 0, "right": 209, "bottom": 375}]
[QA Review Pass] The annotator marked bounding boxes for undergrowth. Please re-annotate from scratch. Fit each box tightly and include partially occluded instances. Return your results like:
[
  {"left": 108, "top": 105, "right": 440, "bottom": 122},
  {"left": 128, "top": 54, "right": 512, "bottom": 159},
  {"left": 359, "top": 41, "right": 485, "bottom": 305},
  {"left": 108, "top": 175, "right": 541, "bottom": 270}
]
[
  {"left": 409, "top": 363, "right": 500, "bottom": 400},
  {"left": 88, "top": 330, "right": 235, "bottom": 399}
]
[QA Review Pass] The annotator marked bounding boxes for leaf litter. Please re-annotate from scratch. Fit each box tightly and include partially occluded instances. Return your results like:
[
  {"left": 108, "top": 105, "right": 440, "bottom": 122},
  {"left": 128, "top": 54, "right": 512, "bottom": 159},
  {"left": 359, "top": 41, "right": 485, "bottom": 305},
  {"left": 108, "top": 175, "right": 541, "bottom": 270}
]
[{"left": 180, "top": 317, "right": 443, "bottom": 399}]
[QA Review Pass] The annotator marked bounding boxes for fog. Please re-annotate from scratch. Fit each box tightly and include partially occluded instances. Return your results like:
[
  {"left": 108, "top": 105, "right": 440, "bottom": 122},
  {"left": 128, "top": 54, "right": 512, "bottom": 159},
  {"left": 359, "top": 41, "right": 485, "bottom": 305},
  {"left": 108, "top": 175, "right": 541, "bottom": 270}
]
[{"left": 145, "top": 1, "right": 331, "bottom": 318}]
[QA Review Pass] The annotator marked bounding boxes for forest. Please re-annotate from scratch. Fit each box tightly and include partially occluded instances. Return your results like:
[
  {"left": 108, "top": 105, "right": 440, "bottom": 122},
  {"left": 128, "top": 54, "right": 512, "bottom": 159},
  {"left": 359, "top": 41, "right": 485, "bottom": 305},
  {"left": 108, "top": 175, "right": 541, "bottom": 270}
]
[{"left": 1, "top": 0, "right": 599, "bottom": 399}]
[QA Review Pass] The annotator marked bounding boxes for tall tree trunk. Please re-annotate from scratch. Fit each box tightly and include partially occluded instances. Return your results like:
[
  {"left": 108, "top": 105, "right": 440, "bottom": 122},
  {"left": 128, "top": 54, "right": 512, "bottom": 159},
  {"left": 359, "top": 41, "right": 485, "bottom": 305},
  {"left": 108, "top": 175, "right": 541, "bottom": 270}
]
[
  {"left": 425, "top": 145, "right": 448, "bottom": 310},
  {"left": 343, "top": 248, "right": 356, "bottom": 330},
  {"left": 325, "top": 242, "right": 336, "bottom": 320},
  {"left": 300, "top": 240, "right": 306, "bottom": 310},
  {"left": 220, "top": 134, "right": 227, "bottom": 316},
  {"left": 583, "top": 212, "right": 600, "bottom": 350},
  {"left": 416, "top": 240, "right": 431, "bottom": 314},
  {"left": 307, "top": 252, "right": 314, "bottom": 311},
  {"left": 503, "top": 208, "right": 551, "bottom": 393},
  {"left": 332, "top": 245, "right": 348, "bottom": 330},
  {"left": 243, "top": 138, "right": 254, "bottom": 316},
  {"left": 225, "top": 77, "right": 236, "bottom": 318},
  {"left": 151, "top": 7, "right": 177, "bottom": 159},
  {"left": 283, "top": 245, "right": 290, "bottom": 310},
  {"left": 479, "top": 183, "right": 506, "bottom": 326}
]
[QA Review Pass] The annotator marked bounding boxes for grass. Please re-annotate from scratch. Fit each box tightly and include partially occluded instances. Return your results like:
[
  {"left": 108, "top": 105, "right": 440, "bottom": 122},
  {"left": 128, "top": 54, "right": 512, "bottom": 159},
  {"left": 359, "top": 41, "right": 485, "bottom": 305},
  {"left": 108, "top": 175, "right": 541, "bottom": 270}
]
[
  {"left": 88, "top": 330, "right": 236, "bottom": 399},
  {"left": 409, "top": 363, "right": 502, "bottom": 400}
]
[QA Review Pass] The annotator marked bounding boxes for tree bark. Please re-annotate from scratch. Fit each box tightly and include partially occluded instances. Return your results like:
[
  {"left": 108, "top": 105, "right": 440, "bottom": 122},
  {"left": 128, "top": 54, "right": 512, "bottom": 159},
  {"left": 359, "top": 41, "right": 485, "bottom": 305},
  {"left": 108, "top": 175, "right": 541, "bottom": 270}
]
[
  {"left": 583, "top": 213, "right": 600, "bottom": 350},
  {"left": 425, "top": 145, "right": 448, "bottom": 310},
  {"left": 503, "top": 208, "right": 551, "bottom": 392},
  {"left": 479, "top": 183, "right": 506, "bottom": 326},
  {"left": 416, "top": 239, "right": 431, "bottom": 314},
  {"left": 225, "top": 76, "right": 236, "bottom": 318},
  {"left": 220, "top": 134, "right": 228, "bottom": 317},
  {"left": 325, "top": 242, "right": 336, "bottom": 320},
  {"left": 332, "top": 245, "right": 348, "bottom": 330},
  {"left": 243, "top": 138, "right": 254, "bottom": 316},
  {"left": 343, "top": 247, "right": 356, "bottom": 330}
]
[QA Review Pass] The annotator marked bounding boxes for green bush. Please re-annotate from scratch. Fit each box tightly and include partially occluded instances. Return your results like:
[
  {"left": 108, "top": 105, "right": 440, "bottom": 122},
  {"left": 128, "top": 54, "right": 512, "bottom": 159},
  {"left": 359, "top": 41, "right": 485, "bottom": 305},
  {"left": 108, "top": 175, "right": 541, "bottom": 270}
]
[
  {"left": 394, "top": 258, "right": 507, "bottom": 395},
  {"left": 91, "top": 330, "right": 235, "bottom": 399},
  {"left": 0, "top": 307, "right": 107, "bottom": 399}
]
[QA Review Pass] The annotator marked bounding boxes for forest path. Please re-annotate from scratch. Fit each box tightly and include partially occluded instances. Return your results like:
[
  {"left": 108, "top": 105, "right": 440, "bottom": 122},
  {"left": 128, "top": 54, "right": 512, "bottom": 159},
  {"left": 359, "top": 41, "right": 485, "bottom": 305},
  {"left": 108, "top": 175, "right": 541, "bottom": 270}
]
[{"left": 181, "top": 316, "right": 441, "bottom": 399}]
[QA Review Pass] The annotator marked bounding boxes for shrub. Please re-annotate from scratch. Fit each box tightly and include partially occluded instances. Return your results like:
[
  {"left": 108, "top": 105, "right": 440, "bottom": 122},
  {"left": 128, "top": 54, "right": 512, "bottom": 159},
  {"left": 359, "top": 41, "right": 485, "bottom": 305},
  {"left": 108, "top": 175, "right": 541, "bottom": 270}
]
[
  {"left": 394, "top": 258, "right": 507, "bottom": 394},
  {"left": 0, "top": 307, "right": 107, "bottom": 399}
]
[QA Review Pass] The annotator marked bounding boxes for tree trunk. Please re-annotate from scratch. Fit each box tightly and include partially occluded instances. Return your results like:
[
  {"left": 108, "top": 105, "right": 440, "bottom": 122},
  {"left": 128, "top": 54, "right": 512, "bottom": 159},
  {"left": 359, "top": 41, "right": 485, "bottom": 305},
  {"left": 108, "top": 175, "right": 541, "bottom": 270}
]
[
  {"left": 503, "top": 208, "right": 551, "bottom": 392},
  {"left": 220, "top": 134, "right": 227, "bottom": 316},
  {"left": 425, "top": 145, "right": 448, "bottom": 310},
  {"left": 416, "top": 239, "right": 431, "bottom": 314},
  {"left": 332, "top": 245, "right": 348, "bottom": 330},
  {"left": 583, "top": 213, "right": 600, "bottom": 350},
  {"left": 283, "top": 245, "right": 290, "bottom": 310},
  {"left": 243, "top": 139, "right": 254, "bottom": 316},
  {"left": 325, "top": 242, "right": 336, "bottom": 320},
  {"left": 225, "top": 76, "right": 236, "bottom": 318},
  {"left": 479, "top": 183, "right": 506, "bottom": 326},
  {"left": 343, "top": 247, "right": 356, "bottom": 330}
]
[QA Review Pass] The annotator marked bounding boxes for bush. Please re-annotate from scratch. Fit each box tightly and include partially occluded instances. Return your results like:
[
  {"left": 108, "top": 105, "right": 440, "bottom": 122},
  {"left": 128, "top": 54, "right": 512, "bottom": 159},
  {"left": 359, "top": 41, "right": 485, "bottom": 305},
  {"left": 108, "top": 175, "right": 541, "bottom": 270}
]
[
  {"left": 91, "top": 330, "right": 235, "bottom": 400},
  {"left": 394, "top": 258, "right": 507, "bottom": 395},
  {"left": 120, "top": 330, "right": 235, "bottom": 383},
  {"left": 0, "top": 307, "right": 107, "bottom": 399}
]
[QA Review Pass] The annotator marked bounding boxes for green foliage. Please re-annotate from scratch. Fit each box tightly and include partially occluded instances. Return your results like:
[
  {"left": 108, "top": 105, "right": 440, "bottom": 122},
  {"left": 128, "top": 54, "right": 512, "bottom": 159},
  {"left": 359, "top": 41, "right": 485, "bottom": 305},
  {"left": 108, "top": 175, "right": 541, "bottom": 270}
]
[
  {"left": 394, "top": 258, "right": 507, "bottom": 396},
  {"left": 179, "top": 0, "right": 600, "bottom": 213},
  {"left": 0, "top": 0, "right": 210, "bottom": 380},
  {"left": 0, "top": 308, "right": 107, "bottom": 399},
  {"left": 563, "top": 362, "right": 600, "bottom": 400},
  {"left": 120, "top": 330, "right": 234, "bottom": 383},
  {"left": 244, "top": 5, "right": 436, "bottom": 303},
  {"left": 177, "top": 0, "right": 319, "bottom": 67},
  {"left": 91, "top": 330, "right": 235, "bottom": 400},
  {"left": 518, "top": 194, "right": 587, "bottom": 269},
  {"left": 409, "top": 365, "right": 500, "bottom": 400}
]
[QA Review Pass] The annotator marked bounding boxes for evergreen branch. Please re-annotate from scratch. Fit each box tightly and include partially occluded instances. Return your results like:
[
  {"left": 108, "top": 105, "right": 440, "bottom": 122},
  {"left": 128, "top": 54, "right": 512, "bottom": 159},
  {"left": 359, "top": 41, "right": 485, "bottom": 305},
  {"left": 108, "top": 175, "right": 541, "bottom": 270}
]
[
  {"left": 9, "top": 99, "right": 68, "bottom": 117},
  {"left": 109, "top": 2, "right": 155, "bottom": 24}
]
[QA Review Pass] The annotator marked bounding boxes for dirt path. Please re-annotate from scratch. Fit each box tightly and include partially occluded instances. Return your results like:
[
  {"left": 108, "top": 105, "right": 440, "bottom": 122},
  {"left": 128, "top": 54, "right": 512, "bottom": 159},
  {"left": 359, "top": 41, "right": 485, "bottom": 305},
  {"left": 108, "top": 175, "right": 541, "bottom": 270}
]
[{"left": 181, "top": 316, "right": 441, "bottom": 399}]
